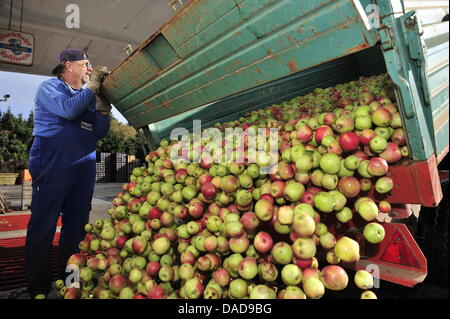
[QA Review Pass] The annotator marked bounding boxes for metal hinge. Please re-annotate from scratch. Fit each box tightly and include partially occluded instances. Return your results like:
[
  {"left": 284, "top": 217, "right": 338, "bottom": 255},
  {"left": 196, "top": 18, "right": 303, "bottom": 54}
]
[
  {"left": 401, "top": 11, "right": 431, "bottom": 106},
  {"left": 379, "top": 25, "right": 395, "bottom": 51}
]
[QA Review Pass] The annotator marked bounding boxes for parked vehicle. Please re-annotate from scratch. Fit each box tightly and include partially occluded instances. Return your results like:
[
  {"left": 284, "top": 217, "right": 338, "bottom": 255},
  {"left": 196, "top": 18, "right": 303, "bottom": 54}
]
[{"left": 102, "top": 0, "right": 449, "bottom": 288}]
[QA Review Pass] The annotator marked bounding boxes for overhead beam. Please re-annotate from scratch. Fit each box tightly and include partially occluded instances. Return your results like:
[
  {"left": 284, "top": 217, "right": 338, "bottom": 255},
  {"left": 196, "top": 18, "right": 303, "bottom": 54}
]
[{"left": 0, "top": 16, "right": 141, "bottom": 48}]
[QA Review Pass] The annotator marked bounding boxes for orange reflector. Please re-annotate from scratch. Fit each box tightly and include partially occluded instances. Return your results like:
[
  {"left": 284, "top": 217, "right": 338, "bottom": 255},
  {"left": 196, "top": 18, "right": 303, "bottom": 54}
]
[
  {"left": 23, "top": 169, "right": 32, "bottom": 181},
  {"left": 380, "top": 230, "right": 421, "bottom": 268}
]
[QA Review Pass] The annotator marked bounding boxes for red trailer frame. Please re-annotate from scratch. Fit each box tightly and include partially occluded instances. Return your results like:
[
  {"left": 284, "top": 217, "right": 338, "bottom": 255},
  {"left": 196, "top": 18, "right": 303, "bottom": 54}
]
[{"left": 341, "top": 154, "right": 448, "bottom": 287}]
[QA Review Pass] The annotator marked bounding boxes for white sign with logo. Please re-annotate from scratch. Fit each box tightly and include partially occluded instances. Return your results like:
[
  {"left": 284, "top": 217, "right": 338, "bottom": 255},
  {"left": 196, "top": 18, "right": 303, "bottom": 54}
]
[{"left": 0, "top": 29, "right": 35, "bottom": 66}]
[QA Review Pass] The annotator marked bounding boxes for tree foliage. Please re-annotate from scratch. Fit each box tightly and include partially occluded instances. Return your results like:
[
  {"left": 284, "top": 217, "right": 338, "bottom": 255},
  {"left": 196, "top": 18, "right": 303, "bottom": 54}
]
[
  {"left": 0, "top": 110, "right": 144, "bottom": 172},
  {"left": 0, "top": 108, "right": 34, "bottom": 172},
  {"left": 96, "top": 114, "right": 145, "bottom": 159}
]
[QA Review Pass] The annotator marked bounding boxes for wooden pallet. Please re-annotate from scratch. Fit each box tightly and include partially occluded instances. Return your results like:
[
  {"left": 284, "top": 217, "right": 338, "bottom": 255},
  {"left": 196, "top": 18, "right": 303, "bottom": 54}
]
[{"left": 0, "top": 191, "right": 7, "bottom": 214}]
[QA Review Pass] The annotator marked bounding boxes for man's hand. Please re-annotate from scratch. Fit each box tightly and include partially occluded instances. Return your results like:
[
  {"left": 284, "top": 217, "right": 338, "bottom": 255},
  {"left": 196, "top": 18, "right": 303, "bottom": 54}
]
[
  {"left": 87, "top": 66, "right": 109, "bottom": 94},
  {"left": 95, "top": 94, "right": 112, "bottom": 113}
]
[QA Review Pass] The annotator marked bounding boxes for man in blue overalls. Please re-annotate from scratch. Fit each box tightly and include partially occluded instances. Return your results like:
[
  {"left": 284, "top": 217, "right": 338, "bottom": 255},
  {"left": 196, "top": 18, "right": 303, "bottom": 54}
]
[{"left": 25, "top": 49, "right": 111, "bottom": 298}]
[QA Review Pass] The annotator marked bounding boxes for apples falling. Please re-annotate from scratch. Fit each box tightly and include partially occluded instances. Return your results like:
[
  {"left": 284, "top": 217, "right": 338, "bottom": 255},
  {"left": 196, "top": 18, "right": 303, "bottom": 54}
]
[{"left": 56, "top": 73, "right": 407, "bottom": 299}]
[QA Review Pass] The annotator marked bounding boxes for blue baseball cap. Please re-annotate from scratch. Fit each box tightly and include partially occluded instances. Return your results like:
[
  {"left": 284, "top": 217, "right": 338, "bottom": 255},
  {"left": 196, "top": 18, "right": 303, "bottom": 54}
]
[{"left": 52, "top": 49, "right": 89, "bottom": 75}]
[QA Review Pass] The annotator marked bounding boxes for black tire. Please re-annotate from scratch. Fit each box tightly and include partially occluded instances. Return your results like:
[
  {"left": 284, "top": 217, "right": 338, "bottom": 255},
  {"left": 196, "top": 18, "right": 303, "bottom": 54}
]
[{"left": 416, "top": 178, "right": 449, "bottom": 287}]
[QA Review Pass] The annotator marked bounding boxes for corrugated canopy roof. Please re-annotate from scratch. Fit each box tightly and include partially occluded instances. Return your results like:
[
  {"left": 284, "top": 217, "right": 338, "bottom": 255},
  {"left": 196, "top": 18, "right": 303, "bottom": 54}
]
[{"left": 0, "top": 0, "right": 177, "bottom": 76}]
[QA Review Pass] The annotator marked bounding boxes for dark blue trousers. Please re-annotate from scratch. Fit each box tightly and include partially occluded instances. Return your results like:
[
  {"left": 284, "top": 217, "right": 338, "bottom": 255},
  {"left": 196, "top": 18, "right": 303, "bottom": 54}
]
[{"left": 25, "top": 121, "right": 97, "bottom": 296}]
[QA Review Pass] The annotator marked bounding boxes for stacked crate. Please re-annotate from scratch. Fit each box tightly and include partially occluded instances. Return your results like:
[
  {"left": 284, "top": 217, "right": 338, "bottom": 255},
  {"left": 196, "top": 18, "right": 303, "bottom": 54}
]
[
  {"left": 95, "top": 152, "right": 143, "bottom": 183},
  {"left": 95, "top": 152, "right": 112, "bottom": 183},
  {"left": 116, "top": 153, "right": 128, "bottom": 183}
]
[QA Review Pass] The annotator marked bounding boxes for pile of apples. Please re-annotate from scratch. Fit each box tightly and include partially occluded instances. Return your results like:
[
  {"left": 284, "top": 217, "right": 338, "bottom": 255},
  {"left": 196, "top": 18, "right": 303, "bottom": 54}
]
[{"left": 55, "top": 73, "right": 408, "bottom": 299}]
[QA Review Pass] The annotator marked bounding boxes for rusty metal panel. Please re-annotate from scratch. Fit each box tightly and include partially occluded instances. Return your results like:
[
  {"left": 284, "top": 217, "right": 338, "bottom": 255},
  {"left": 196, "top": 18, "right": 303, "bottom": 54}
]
[
  {"left": 146, "top": 34, "right": 181, "bottom": 70},
  {"left": 102, "top": 50, "right": 160, "bottom": 101},
  {"left": 174, "top": 6, "right": 245, "bottom": 58},
  {"left": 160, "top": 0, "right": 237, "bottom": 50},
  {"left": 103, "top": 0, "right": 379, "bottom": 129}
]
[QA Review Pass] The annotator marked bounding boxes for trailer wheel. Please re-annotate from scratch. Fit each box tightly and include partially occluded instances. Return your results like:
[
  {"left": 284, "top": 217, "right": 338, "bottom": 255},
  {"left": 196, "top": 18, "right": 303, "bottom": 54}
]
[{"left": 416, "top": 178, "right": 449, "bottom": 287}]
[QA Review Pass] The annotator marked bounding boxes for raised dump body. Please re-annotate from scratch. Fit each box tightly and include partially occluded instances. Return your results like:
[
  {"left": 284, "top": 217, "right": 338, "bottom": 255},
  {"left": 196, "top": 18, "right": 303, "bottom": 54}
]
[{"left": 103, "top": 0, "right": 448, "bottom": 204}]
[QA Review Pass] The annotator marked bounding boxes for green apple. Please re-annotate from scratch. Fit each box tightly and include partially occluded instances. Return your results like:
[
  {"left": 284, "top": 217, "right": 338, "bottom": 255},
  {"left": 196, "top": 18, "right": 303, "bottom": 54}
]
[
  {"left": 369, "top": 136, "right": 388, "bottom": 154},
  {"left": 295, "top": 154, "right": 313, "bottom": 172},
  {"left": 314, "top": 222, "right": 328, "bottom": 237},
  {"left": 290, "top": 145, "right": 305, "bottom": 162},
  {"left": 282, "top": 148, "right": 292, "bottom": 162},
  {"left": 274, "top": 220, "right": 292, "bottom": 235},
  {"left": 311, "top": 152, "right": 322, "bottom": 169},
  {"left": 329, "top": 190, "right": 347, "bottom": 211},
  {"left": 354, "top": 270, "right": 374, "bottom": 289},
  {"left": 319, "top": 232, "right": 336, "bottom": 249},
  {"left": 293, "top": 212, "right": 315, "bottom": 237},
  {"left": 354, "top": 197, "right": 374, "bottom": 211},
  {"left": 281, "top": 264, "right": 302, "bottom": 286},
  {"left": 283, "top": 182, "right": 305, "bottom": 203},
  {"left": 361, "top": 290, "right": 377, "bottom": 299},
  {"left": 292, "top": 237, "right": 316, "bottom": 259},
  {"left": 375, "top": 176, "right": 394, "bottom": 194},
  {"left": 336, "top": 207, "right": 353, "bottom": 223},
  {"left": 313, "top": 192, "right": 336, "bottom": 213},
  {"left": 293, "top": 203, "right": 316, "bottom": 218},
  {"left": 363, "top": 222, "right": 385, "bottom": 244},
  {"left": 355, "top": 116, "right": 372, "bottom": 130},
  {"left": 321, "top": 173, "right": 338, "bottom": 190},
  {"left": 375, "top": 127, "right": 392, "bottom": 140},
  {"left": 326, "top": 250, "right": 341, "bottom": 264},
  {"left": 334, "top": 236, "right": 360, "bottom": 263},
  {"left": 320, "top": 153, "right": 341, "bottom": 174},
  {"left": 354, "top": 105, "right": 371, "bottom": 117},
  {"left": 338, "top": 160, "right": 355, "bottom": 177},
  {"left": 357, "top": 200, "right": 379, "bottom": 221},
  {"left": 271, "top": 242, "right": 293, "bottom": 265},
  {"left": 247, "top": 163, "right": 260, "bottom": 179},
  {"left": 344, "top": 155, "right": 361, "bottom": 171},
  {"left": 311, "top": 169, "right": 324, "bottom": 187},
  {"left": 278, "top": 206, "right": 294, "bottom": 225},
  {"left": 303, "top": 277, "right": 325, "bottom": 299},
  {"left": 357, "top": 160, "right": 374, "bottom": 179}
]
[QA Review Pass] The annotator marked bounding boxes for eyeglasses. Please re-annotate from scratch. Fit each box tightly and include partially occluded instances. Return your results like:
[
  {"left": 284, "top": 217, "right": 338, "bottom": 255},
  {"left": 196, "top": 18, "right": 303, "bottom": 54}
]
[
  {"left": 76, "top": 61, "right": 92, "bottom": 68},
  {"left": 64, "top": 60, "right": 91, "bottom": 68}
]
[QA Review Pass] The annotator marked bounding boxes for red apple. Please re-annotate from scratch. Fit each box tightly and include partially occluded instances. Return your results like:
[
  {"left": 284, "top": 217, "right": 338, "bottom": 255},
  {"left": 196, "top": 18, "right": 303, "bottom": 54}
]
[
  {"left": 339, "top": 132, "right": 359, "bottom": 152},
  {"left": 253, "top": 231, "right": 273, "bottom": 253},
  {"left": 321, "top": 265, "right": 349, "bottom": 291},
  {"left": 338, "top": 176, "right": 361, "bottom": 198}
]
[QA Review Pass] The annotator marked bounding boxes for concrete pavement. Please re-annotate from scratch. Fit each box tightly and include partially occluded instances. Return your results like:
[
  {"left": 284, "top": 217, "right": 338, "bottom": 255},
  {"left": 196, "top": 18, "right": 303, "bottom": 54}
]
[
  {"left": 90, "top": 183, "right": 123, "bottom": 222},
  {"left": 0, "top": 183, "right": 123, "bottom": 238}
]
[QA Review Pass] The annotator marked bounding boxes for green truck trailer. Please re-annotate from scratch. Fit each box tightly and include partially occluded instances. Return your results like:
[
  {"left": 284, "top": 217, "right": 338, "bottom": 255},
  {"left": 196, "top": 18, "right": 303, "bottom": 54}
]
[{"left": 102, "top": 0, "right": 449, "bottom": 288}]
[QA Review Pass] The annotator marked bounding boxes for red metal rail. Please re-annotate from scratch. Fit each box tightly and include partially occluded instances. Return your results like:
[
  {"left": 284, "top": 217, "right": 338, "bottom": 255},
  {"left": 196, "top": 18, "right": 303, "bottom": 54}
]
[
  {"left": 0, "top": 214, "right": 62, "bottom": 232},
  {"left": 369, "top": 155, "right": 443, "bottom": 207}
]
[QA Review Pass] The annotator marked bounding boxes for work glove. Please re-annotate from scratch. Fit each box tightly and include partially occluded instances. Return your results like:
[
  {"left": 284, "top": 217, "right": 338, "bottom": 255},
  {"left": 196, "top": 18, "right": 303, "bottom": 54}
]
[
  {"left": 95, "top": 94, "right": 112, "bottom": 113},
  {"left": 87, "top": 66, "right": 109, "bottom": 94}
]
